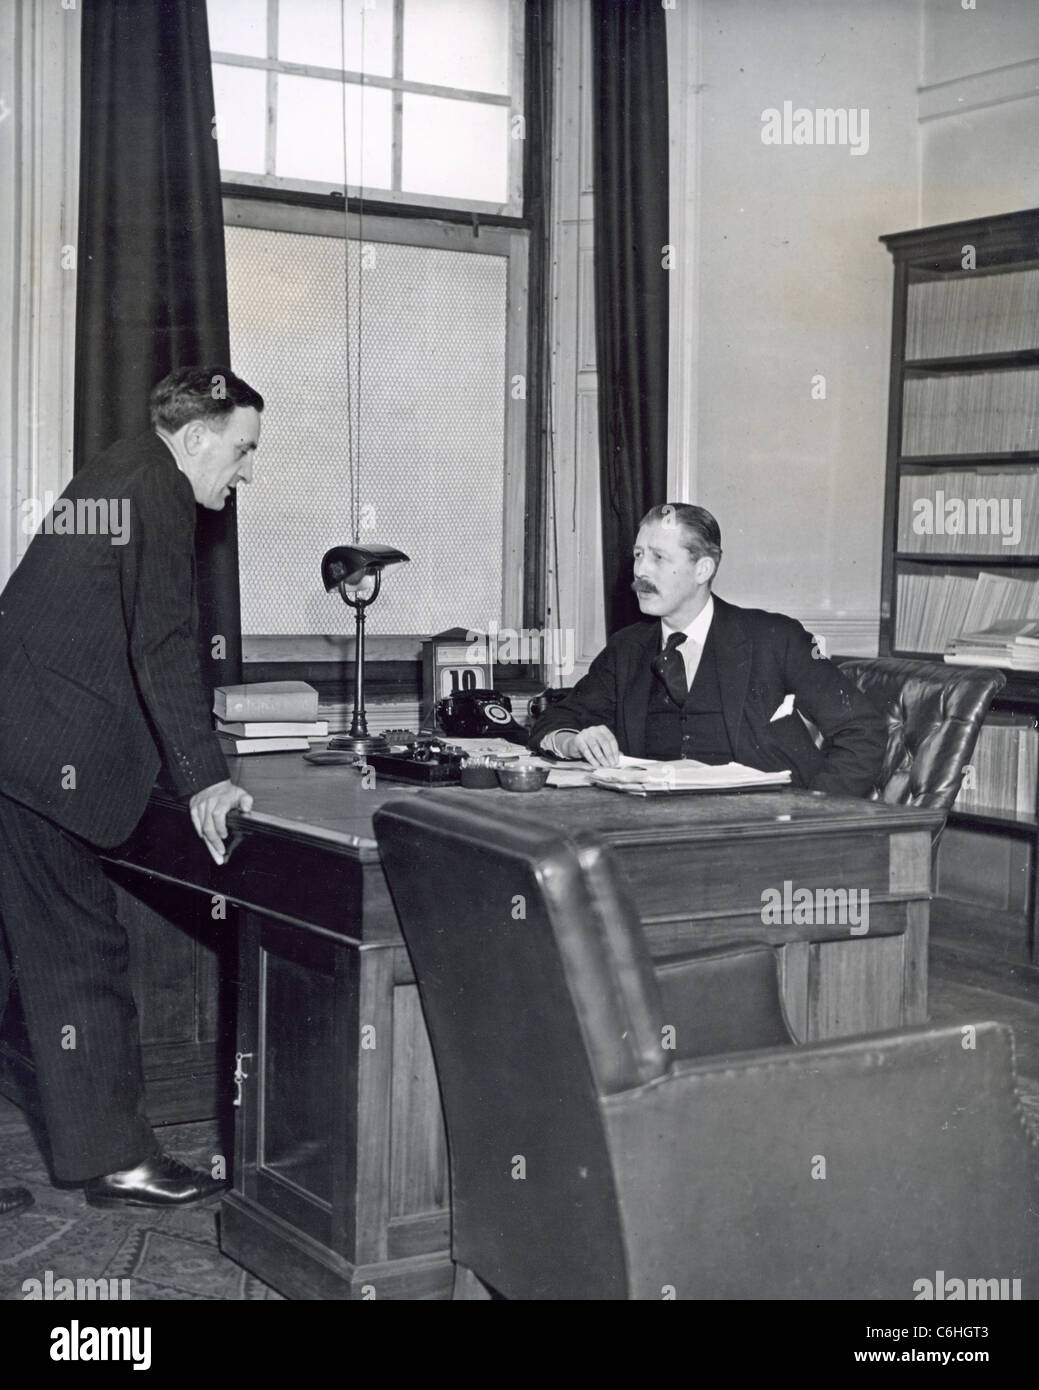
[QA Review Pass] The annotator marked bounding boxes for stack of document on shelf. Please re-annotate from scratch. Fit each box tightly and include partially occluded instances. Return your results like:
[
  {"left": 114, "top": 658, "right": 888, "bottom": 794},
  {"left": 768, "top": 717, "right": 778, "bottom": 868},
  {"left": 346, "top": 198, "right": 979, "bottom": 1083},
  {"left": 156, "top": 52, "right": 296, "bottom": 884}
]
[
  {"left": 952, "top": 711, "right": 1039, "bottom": 815},
  {"left": 213, "top": 681, "right": 327, "bottom": 753},
  {"left": 944, "top": 620, "right": 1039, "bottom": 671},
  {"left": 318, "top": 697, "right": 422, "bottom": 737}
]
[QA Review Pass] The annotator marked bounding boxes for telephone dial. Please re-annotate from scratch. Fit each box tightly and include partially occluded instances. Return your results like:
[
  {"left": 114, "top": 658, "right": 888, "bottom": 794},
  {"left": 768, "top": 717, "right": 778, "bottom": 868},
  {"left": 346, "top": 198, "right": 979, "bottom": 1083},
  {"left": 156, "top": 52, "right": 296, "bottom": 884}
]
[{"left": 435, "top": 689, "right": 528, "bottom": 744}]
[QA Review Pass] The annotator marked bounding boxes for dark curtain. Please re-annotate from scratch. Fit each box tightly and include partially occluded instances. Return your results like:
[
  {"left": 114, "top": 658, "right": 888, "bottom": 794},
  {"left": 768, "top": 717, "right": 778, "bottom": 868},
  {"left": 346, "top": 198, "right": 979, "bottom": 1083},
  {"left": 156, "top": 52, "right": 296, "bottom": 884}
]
[
  {"left": 75, "top": 0, "right": 241, "bottom": 690},
  {"left": 590, "top": 0, "right": 670, "bottom": 633}
]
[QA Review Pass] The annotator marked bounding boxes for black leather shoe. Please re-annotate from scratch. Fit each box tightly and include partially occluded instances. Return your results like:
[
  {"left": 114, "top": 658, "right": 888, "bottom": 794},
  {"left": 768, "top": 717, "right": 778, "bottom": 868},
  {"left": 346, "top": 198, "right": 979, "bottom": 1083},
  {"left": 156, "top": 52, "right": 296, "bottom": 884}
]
[
  {"left": 0, "top": 1186, "right": 34, "bottom": 1216},
  {"left": 83, "top": 1153, "right": 226, "bottom": 1210}
]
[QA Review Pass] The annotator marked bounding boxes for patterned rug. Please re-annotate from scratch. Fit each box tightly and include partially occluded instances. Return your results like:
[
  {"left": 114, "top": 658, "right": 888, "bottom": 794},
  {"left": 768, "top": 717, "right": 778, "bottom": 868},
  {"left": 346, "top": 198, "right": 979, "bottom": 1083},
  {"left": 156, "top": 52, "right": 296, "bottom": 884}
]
[{"left": 0, "top": 1096, "right": 281, "bottom": 1302}]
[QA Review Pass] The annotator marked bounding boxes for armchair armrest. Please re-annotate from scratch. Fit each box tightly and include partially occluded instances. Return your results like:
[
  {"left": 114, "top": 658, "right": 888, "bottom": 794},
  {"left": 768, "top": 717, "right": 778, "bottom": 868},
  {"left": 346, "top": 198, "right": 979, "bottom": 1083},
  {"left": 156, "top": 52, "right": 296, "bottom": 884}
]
[{"left": 604, "top": 1020, "right": 1039, "bottom": 1300}]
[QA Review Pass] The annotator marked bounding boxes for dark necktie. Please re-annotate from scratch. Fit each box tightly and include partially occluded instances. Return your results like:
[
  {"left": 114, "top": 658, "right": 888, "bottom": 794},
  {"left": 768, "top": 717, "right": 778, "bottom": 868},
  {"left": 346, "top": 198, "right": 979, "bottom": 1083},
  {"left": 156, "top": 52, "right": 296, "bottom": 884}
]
[{"left": 652, "top": 631, "right": 688, "bottom": 706}]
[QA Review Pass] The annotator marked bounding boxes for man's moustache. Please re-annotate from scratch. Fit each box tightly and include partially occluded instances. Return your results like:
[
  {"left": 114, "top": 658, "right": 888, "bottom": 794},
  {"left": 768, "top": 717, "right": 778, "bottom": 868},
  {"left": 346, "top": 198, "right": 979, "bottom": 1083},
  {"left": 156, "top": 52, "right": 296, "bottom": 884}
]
[{"left": 632, "top": 582, "right": 656, "bottom": 594}]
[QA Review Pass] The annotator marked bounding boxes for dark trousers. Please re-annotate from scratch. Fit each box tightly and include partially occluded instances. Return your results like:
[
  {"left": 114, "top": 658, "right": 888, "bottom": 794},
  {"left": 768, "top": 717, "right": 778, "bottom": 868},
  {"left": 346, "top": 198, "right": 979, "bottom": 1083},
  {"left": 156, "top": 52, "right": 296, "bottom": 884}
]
[{"left": 0, "top": 791, "right": 154, "bottom": 1181}]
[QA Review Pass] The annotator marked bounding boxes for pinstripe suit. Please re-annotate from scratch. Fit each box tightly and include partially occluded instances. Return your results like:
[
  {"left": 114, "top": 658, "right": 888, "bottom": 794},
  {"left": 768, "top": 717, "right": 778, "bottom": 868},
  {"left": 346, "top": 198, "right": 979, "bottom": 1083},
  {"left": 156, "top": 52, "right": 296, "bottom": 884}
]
[{"left": 0, "top": 432, "right": 228, "bottom": 1179}]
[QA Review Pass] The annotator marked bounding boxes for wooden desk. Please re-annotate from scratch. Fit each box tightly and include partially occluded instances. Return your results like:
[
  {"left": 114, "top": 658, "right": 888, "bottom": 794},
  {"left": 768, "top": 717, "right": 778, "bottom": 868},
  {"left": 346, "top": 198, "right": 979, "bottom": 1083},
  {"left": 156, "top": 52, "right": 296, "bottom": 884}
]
[{"left": 13, "top": 755, "right": 942, "bottom": 1300}]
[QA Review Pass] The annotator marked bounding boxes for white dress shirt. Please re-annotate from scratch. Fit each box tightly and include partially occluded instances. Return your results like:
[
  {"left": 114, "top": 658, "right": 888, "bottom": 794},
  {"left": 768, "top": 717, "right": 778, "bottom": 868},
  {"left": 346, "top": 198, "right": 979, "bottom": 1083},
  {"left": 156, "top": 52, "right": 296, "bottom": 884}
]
[
  {"left": 540, "top": 595, "right": 716, "bottom": 758},
  {"left": 661, "top": 594, "right": 714, "bottom": 689}
]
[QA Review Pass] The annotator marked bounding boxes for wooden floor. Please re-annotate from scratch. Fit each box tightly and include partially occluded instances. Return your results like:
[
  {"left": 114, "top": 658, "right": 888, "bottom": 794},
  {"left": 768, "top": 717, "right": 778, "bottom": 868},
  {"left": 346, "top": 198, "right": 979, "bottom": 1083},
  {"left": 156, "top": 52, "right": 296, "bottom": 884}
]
[{"left": 929, "top": 956, "right": 1039, "bottom": 1094}]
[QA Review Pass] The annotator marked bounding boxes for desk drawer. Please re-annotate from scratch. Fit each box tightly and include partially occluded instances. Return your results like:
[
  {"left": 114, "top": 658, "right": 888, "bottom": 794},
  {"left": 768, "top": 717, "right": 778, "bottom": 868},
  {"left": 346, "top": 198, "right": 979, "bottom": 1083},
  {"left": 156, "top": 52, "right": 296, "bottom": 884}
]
[{"left": 610, "top": 827, "right": 929, "bottom": 934}]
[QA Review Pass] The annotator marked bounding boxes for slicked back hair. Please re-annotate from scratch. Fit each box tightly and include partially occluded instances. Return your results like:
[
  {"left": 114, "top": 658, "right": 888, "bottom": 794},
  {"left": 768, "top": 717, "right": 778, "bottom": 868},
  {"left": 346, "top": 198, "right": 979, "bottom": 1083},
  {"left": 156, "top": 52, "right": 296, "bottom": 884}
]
[
  {"left": 638, "top": 503, "right": 723, "bottom": 582},
  {"left": 150, "top": 366, "right": 264, "bottom": 434}
]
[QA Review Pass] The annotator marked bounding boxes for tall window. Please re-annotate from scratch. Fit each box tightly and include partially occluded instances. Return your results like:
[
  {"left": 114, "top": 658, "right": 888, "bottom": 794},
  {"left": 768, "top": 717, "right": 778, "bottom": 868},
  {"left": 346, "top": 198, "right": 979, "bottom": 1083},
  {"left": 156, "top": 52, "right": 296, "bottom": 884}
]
[{"left": 207, "top": 0, "right": 529, "bottom": 638}]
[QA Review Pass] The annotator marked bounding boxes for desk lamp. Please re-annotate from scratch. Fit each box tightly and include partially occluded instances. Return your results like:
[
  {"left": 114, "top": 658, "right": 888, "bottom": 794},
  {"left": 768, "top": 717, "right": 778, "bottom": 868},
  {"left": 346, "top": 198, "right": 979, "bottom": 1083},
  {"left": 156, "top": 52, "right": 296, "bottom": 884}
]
[{"left": 322, "top": 544, "right": 409, "bottom": 755}]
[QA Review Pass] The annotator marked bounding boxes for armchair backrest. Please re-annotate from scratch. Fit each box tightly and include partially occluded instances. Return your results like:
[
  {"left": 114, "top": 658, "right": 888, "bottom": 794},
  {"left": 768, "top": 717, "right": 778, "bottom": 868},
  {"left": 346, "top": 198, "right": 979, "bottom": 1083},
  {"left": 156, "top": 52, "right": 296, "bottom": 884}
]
[
  {"left": 373, "top": 792, "right": 668, "bottom": 1300},
  {"left": 838, "top": 657, "right": 1006, "bottom": 811}
]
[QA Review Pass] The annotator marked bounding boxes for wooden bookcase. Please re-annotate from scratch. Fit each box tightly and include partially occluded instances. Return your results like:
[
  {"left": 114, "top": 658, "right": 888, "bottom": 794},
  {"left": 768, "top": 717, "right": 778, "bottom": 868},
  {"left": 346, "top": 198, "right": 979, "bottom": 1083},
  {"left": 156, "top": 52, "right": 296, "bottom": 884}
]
[{"left": 879, "top": 208, "right": 1039, "bottom": 992}]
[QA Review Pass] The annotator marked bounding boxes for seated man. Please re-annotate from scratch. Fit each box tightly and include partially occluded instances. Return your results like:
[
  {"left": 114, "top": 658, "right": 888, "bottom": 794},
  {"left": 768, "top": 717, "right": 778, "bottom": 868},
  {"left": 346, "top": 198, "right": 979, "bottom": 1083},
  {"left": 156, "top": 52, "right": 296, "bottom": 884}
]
[{"left": 531, "top": 503, "right": 887, "bottom": 798}]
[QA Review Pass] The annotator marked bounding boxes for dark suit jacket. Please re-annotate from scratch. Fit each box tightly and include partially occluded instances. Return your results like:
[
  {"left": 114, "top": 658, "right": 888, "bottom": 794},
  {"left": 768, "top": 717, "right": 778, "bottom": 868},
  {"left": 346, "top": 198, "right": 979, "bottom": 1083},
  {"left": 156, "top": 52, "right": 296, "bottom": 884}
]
[
  {"left": 529, "top": 596, "right": 888, "bottom": 797},
  {"left": 0, "top": 432, "right": 229, "bottom": 847}
]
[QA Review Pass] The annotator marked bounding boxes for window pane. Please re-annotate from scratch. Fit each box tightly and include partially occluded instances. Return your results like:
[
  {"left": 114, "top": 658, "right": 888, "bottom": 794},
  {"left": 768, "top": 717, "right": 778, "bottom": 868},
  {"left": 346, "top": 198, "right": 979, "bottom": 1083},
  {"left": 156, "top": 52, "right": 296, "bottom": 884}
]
[
  {"left": 276, "top": 75, "right": 392, "bottom": 190},
  {"left": 226, "top": 226, "right": 507, "bottom": 636},
  {"left": 213, "top": 63, "right": 268, "bottom": 174},
  {"left": 402, "top": 94, "right": 508, "bottom": 204},
  {"left": 278, "top": 0, "right": 394, "bottom": 78},
  {"left": 403, "top": 0, "right": 510, "bottom": 95},
  {"left": 206, "top": 0, "right": 268, "bottom": 58}
]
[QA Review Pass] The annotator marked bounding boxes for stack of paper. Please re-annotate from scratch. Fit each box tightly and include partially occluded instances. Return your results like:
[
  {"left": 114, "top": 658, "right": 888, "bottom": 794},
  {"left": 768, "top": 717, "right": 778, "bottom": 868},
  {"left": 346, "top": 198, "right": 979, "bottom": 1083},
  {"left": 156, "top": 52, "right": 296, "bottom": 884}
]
[
  {"left": 945, "top": 619, "right": 1039, "bottom": 671},
  {"left": 590, "top": 760, "right": 792, "bottom": 795}
]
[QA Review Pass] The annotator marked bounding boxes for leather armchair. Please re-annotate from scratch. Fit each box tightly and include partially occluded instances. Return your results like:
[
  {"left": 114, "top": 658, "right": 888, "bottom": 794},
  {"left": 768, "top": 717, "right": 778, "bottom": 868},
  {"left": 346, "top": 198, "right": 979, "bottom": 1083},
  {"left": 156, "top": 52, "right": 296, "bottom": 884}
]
[
  {"left": 374, "top": 794, "right": 1038, "bottom": 1300},
  {"left": 838, "top": 657, "right": 1006, "bottom": 812}
]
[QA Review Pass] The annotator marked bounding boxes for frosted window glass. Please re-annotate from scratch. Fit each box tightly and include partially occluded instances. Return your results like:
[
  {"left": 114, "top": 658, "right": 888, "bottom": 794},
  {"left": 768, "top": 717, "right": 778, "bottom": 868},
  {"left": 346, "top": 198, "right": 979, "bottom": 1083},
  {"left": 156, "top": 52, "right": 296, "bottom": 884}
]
[
  {"left": 212, "top": 64, "right": 268, "bottom": 174},
  {"left": 226, "top": 226, "right": 507, "bottom": 636},
  {"left": 276, "top": 75, "right": 393, "bottom": 190},
  {"left": 402, "top": 94, "right": 508, "bottom": 204},
  {"left": 403, "top": 0, "right": 510, "bottom": 94},
  {"left": 278, "top": 0, "right": 394, "bottom": 76},
  {"left": 206, "top": 0, "right": 268, "bottom": 59}
]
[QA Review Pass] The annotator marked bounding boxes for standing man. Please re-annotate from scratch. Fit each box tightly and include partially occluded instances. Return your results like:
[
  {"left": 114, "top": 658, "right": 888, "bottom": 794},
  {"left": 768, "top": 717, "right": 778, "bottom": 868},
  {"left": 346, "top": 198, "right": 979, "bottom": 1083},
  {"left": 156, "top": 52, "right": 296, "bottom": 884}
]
[
  {"left": 532, "top": 503, "right": 887, "bottom": 797},
  {"left": 0, "top": 366, "right": 262, "bottom": 1210}
]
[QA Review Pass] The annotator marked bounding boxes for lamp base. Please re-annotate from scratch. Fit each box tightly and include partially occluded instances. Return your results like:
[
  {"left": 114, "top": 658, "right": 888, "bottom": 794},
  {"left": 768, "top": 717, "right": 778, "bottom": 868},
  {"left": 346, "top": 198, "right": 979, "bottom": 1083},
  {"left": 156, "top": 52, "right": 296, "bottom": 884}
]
[{"left": 327, "top": 732, "right": 390, "bottom": 756}]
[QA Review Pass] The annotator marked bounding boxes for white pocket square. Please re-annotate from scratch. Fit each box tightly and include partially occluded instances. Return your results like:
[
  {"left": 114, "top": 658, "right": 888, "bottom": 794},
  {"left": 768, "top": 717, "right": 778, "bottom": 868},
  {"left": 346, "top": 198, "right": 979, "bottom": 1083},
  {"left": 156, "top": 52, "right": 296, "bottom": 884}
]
[{"left": 770, "top": 694, "right": 796, "bottom": 722}]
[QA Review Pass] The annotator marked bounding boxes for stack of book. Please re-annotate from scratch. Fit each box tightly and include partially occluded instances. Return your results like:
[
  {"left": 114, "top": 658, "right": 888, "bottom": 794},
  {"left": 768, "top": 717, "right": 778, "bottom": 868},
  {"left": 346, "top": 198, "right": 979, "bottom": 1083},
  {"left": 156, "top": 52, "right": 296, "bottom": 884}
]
[
  {"left": 953, "top": 711, "right": 1039, "bottom": 816},
  {"left": 897, "top": 468, "right": 1039, "bottom": 555},
  {"left": 214, "top": 680, "right": 328, "bottom": 754},
  {"left": 901, "top": 369, "right": 1039, "bottom": 456},
  {"left": 897, "top": 569, "right": 1039, "bottom": 653},
  {"left": 944, "top": 619, "right": 1039, "bottom": 671},
  {"left": 906, "top": 267, "right": 1039, "bottom": 359}
]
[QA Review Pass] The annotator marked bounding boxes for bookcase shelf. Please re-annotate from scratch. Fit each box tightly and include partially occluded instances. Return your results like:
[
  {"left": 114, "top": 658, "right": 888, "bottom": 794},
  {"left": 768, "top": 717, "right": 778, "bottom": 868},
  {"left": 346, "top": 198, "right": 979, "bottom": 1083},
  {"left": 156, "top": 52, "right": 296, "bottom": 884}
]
[
  {"left": 898, "top": 453, "right": 1039, "bottom": 467},
  {"left": 894, "top": 553, "right": 1039, "bottom": 566},
  {"left": 879, "top": 208, "right": 1039, "bottom": 981},
  {"left": 905, "top": 350, "right": 1039, "bottom": 373}
]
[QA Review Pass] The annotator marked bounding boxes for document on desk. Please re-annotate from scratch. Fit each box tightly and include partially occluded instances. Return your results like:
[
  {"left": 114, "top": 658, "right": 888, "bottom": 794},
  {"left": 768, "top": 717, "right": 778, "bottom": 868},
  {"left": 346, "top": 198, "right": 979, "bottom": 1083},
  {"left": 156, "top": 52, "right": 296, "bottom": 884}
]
[
  {"left": 582, "top": 757, "right": 792, "bottom": 794},
  {"left": 439, "top": 737, "right": 534, "bottom": 759},
  {"left": 438, "top": 741, "right": 792, "bottom": 793}
]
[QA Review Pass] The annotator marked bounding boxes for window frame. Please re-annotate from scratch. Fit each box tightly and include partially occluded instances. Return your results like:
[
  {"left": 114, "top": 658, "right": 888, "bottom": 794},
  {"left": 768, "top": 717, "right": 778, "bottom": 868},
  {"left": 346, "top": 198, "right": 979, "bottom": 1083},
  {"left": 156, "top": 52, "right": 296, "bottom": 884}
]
[
  {"left": 223, "top": 193, "right": 529, "bottom": 649},
  {"left": 210, "top": 0, "right": 526, "bottom": 216}
]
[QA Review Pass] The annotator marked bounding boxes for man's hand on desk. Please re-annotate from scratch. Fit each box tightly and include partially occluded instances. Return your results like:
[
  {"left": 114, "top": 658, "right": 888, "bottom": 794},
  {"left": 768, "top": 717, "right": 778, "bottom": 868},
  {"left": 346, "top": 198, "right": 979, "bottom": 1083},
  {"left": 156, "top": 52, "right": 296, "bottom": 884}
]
[
  {"left": 190, "top": 780, "right": 254, "bottom": 865},
  {"left": 552, "top": 725, "right": 622, "bottom": 767}
]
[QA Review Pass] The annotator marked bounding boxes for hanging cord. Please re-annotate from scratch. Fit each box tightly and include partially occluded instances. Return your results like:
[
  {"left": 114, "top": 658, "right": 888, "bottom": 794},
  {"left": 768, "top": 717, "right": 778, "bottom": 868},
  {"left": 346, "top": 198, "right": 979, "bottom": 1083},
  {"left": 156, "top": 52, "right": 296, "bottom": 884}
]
[
  {"left": 355, "top": 4, "right": 366, "bottom": 544},
  {"left": 338, "top": 1, "right": 356, "bottom": 543},
  {"left": 544, "top": 2, "right": 565, "bottom": 663},
  {"left": 338, "top": 0, "right": 367, "bottom": 545}
]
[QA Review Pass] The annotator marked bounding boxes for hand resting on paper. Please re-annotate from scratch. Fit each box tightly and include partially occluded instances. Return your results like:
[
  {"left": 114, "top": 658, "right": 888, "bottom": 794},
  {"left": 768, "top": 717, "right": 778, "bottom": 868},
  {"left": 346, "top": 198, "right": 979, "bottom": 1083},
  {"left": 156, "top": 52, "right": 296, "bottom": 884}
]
[{"left": 552, "top": 725, "right": 621, "bottom": 767}]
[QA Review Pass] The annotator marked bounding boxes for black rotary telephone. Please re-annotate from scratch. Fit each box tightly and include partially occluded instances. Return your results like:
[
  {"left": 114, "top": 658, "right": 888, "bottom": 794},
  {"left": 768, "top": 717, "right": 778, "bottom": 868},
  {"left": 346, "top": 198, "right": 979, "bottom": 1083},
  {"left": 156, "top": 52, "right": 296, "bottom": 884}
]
[{"left": 435, "top": 689, "right": 528, "bottom": 744}]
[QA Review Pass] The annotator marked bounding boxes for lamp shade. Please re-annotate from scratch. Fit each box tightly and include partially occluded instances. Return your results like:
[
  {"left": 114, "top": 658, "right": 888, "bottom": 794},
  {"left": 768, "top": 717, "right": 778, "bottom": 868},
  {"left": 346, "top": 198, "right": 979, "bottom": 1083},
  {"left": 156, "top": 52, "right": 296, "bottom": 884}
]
[{"left": 321, "top": 544, "right": 410, "bottom": 590}]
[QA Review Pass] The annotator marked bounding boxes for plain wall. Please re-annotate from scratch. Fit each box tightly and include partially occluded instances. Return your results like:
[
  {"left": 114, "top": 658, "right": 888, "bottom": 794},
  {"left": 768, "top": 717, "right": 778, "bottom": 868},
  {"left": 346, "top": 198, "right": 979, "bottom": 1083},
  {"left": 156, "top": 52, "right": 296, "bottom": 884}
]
[
  {"left": 920, "top": 0, "right": 1039, "bottom": 226},
  {"left": 684, "top": 0, "right": 921, "bottom": 649}
]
